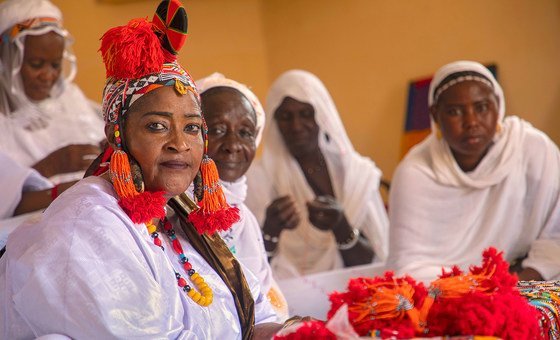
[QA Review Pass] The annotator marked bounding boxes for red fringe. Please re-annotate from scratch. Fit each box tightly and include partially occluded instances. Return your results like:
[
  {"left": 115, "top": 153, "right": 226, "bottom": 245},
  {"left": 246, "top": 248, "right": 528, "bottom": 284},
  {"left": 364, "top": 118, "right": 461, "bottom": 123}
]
[
  {"left": 99, "top": 18, "right": 164, "bottom": 79},
  {"left": 188, "top": 206, "right": 240, "bottom": 235},
  {"left": 118, "top": 191, "right": 166, "bottom": 224},
  {"left": 318, "top": 248, "right": 544, "bottom": 340},
  {"left": 273, "top": 321, "right": 336, "bottom": 340}
]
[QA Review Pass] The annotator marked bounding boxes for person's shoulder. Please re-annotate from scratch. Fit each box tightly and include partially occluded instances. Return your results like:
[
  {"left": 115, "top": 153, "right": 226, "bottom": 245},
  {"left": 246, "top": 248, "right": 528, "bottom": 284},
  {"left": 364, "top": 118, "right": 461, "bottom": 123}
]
[{"left": 507, "top": 116, "right": 559, "bottom": 160}]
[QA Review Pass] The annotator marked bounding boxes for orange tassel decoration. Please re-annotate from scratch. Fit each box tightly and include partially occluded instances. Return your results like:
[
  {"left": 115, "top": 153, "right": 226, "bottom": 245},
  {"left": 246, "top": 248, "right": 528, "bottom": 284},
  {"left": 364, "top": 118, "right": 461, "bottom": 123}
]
[
  {"left": 109, "top": 149, "right": 166, "bottom": 224},
  {"left": 109, "top": 150, "right": 138, "bottom": 199},
  {"left": 188, "top": 155, "right": 240, "bottom": 235},
  {"left": 349, "top": 280, "right": 427, "bottom": 334}
]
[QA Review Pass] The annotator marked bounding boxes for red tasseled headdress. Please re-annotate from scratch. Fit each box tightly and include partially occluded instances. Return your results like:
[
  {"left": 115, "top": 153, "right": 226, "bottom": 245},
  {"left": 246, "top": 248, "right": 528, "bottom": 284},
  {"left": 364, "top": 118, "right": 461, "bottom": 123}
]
[{"left": 97, "top": 0, "right": 239, "bottom": 233}]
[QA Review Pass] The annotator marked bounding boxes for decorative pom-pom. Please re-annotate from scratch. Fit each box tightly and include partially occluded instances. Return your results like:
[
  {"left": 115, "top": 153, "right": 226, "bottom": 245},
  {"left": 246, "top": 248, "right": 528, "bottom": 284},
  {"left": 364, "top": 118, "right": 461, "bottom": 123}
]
[
  {"left": 273, "top": 321, "right": 336, "bottom": 340},
  {"left": 100, "top": 18, "right": 164, "bottom": 79},
  {"left": 152, "top": 0, "right": 188, "bottom": 58},
  {"left": 118, "top": 190, "right": 166, "bottom": 224},
  {"left": 188, "top": 205, "right": 240, "bottom": 235}
]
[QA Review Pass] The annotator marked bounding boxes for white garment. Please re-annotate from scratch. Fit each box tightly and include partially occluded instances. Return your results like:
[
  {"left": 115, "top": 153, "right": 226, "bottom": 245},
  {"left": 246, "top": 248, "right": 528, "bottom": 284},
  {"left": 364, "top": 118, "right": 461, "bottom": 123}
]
[
  {"left": 219, "top": 177, "right": 274, "bottom": 293},
  {"left": 0, "top": 152, "right": 51, "bottom": 249},
  {"left": 0, "top": 83, "right": 104, "bottom": 185},
  {"left": 0, "top": 176, "right": 276, "bottom": 339},
  {"left": 389, "top": 118, "right": 560, "bottom": 283},
  {"left": 246, "top": 70, "right": 389, "bottom": 279}
]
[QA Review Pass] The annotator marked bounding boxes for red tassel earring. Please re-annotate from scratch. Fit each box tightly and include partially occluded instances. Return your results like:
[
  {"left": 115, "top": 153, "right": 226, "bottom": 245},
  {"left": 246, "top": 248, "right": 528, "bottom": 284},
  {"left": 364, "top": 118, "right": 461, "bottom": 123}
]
[{"left": 188, "top": 121, "right": 239, "bottom": 235}]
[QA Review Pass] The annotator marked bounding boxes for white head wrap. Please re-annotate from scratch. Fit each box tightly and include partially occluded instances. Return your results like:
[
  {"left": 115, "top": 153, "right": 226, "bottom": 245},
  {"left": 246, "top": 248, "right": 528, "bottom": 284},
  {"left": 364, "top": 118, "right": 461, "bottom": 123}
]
[
  {"left": 428, "top": 60, "right": 505, "bottom": 122},
  {"left": 196, "top": 72, "right": 265, "bottom": 146},
  {"left": 0, "top": 0, "right": 76, "bottom": 117}
]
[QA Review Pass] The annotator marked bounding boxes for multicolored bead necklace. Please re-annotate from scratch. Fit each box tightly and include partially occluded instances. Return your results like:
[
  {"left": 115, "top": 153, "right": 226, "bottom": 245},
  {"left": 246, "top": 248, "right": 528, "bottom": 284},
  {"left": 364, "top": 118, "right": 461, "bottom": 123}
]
[{"left": 146, "top": 217, "right": 213, "bottom": 307}]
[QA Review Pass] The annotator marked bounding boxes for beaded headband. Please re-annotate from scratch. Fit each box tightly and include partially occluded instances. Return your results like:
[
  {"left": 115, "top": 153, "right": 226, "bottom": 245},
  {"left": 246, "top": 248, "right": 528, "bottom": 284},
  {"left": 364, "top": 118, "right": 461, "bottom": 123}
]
[{"left": 433, "top": 73, "right": 493, "bottom": 105}]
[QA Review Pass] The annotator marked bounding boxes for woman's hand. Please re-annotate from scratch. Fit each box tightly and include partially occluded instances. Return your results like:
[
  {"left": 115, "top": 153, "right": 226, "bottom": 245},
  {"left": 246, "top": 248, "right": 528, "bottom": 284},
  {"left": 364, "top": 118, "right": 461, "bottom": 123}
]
[
  {"left": 33, "top": 144, "right": 102, "bottom": 178},
  {"left": 262, "top": 196, "right": 300, "bottom": 257},
  {"left": 307, "top": 195, "right": 343, "bottom": 231},
  {"left": 263, "top": 196, "right": 300, "bottom": 238}
]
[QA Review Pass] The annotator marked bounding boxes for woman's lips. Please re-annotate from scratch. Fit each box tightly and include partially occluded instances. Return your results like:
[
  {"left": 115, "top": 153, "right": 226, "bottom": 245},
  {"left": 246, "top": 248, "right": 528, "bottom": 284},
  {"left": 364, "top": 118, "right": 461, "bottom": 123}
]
[{"left": 160, "top": 160, "right": 188, "bottom": 169}]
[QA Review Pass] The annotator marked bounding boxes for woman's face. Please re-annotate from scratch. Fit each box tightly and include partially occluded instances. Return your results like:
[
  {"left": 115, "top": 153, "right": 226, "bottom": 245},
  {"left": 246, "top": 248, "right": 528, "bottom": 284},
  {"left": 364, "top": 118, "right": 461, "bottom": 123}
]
[
  {"left": 21, "top": 31, "right": 64, "bottom": 101},
  {"left": 118, "top": 86, "right": 204, "bottom": 197},
  {"left": 431, "top": 80, "right": 499, "bottom": 171},
  {"left": 203, "top": 88, "right": 257, "bottom": 182},
  {"left": 274, "top": 96, "right": 320, "bottom": 158}
]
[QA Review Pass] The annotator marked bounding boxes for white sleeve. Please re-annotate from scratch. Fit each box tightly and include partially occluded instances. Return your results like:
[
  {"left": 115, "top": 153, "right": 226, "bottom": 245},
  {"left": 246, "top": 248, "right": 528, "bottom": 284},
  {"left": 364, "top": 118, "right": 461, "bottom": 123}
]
[
  {"left": 0, "top": 153, "right": 51, "bottom": 219},
  {"left": 6, "top": 205, "right": 191, "bottom": 339}
]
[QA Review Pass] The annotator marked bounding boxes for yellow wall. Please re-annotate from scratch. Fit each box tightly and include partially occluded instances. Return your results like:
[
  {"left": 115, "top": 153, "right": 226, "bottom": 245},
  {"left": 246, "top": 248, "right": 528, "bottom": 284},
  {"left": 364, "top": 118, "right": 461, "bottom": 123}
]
[
  {"left": 51, "top": 0, "right": 560, "bottom": 180},
  {"left": 262, "top": 0, "right": 560, "bottom": 180},
  {"left": 51, "top": 0, "right": 269, "bottom": 99}
]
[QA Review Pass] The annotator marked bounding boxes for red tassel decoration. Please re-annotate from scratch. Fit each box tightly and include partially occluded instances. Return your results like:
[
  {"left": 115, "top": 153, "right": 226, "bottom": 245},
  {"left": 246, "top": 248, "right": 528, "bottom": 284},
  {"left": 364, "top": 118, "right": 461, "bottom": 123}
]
[
  {"left": 119, "top": 191, "right": 166, "bottom": 224},
  {"left": 100, "top": 18, "right": 164, "bottom": 79},
  {"left": 188, "top": 156, "right": 240, "bottom": 235}
]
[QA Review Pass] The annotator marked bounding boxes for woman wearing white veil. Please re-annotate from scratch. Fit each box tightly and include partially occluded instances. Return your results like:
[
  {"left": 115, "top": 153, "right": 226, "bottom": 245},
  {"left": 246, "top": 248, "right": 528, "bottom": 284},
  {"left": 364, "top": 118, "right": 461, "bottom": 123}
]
[
  {"left": 246, "top": 70, "right": 388, "bottom": 279},
  {"left": 0, "top": 0, "right": 104, "bottom": 184},
  {"left": 388, "top": 60, "right": 560, "bottom": 283}
]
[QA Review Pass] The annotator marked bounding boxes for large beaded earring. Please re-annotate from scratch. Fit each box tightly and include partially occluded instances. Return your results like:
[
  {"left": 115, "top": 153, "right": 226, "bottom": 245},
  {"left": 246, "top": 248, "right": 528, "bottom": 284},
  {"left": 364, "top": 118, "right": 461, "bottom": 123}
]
[{"left": 129, "top": 157, "right": 145, "bottom": 193}]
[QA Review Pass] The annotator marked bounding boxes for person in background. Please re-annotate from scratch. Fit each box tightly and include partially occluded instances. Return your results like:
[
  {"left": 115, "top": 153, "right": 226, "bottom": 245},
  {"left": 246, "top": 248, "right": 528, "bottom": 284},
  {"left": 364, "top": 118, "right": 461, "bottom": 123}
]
[
  {"left": 246, "top": 70, "right": 389, "bottom": 279},
  {"left": 197, "top": 72, "right": 289, "bottom": 321},
  {"left": 388, "top": 60, "right": 560, "bottom": 283},
  {"left": 0, "top": 151, "right": 69, "bottom": 256},
  {"left": 0, "top": 0, "right": 103, "bottom": 185},
  {"left": 0, "top": 1, "right": 291, "bottom": 338}
]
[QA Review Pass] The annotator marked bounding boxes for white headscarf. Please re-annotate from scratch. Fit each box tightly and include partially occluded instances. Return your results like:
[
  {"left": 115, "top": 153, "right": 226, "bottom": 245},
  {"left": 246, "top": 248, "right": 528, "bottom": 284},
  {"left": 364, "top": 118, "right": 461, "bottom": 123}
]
[
  {"left": 247, "top": 70, "right": 388, "bottom": 278},
  {"left": 0, "top": 0, "right": 76, "bottom": 118},
  {"left": 389, "top": 60, "right": 560, "bottom": 282}
]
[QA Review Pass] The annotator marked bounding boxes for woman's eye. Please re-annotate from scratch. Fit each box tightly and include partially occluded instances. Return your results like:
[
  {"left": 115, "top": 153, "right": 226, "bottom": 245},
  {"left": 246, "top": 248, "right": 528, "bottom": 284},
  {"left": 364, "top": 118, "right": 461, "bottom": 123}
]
[
  {"left": 51, "top": 62, "right": 62, "bottom": 71},
  {"left": 148, "top": 122, "right": 167, "bottom": 131},
  {"left": 446, "top": 107, "right": 462, "bottom": 116},
  {"left": 476, "top": 102, "right": 489, "bottom": 113},
  {"left": 28, "top": 60, "right": 43, "bottom": 69},
  {"left": 185, "top": 123, "right": 201, "bottom": 133},
  {"left": 240, "top": 128, "right": 255, "bottom": 139},
  {"left": 275, "top": 111, "right": 291, "bottom": 121},
  {"left": 207, "top": 126, "right": 225, "bottom": 135},
  {"left": 301, "top": 109, "right": 314, "bottom": 118}
]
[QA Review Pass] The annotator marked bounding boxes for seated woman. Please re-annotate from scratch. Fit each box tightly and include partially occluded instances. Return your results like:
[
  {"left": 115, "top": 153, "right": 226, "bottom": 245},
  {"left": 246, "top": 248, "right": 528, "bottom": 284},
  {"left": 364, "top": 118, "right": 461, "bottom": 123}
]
[
  {"left": 0, "top": 0, "right": 103, "bottom": 183},
  {"left": 388, "top": 60, "right": 560, "bottom": 283},
  {"left": 246, "top": 70, "right": 389, "bottom": 279},
  {"left": 0, "top": 2, "right": 287, "bottom": 338},
  {"left": 197, "top": 72, "right": 289, "bottom": 321},
  {"left": 0, "top": 152, "right": 51, "bottom": 255}
]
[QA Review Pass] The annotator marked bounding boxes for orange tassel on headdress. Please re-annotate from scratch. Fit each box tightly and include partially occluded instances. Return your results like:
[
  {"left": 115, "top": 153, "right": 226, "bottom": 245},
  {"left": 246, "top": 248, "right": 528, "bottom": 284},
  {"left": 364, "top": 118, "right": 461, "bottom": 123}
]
[
  {"left": 188, "top": 156, "right": 239, "bottom": 235},
  {"left": 109, "top": 149, "right": 166, "bottom": 224}
]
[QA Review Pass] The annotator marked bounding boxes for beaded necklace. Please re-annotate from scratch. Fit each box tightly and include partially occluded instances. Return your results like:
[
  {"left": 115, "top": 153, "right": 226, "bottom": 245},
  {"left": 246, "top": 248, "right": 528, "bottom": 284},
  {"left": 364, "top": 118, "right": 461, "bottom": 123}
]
[{"left": 146, "top": 217, "right": 213, "bottom": 307}]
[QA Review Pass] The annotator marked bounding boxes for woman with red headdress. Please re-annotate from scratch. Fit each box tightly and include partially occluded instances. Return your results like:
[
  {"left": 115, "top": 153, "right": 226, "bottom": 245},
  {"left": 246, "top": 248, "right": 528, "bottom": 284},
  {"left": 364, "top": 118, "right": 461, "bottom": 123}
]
[{"left": 0, "top": 1, "right": 287, "bottom": 338}]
